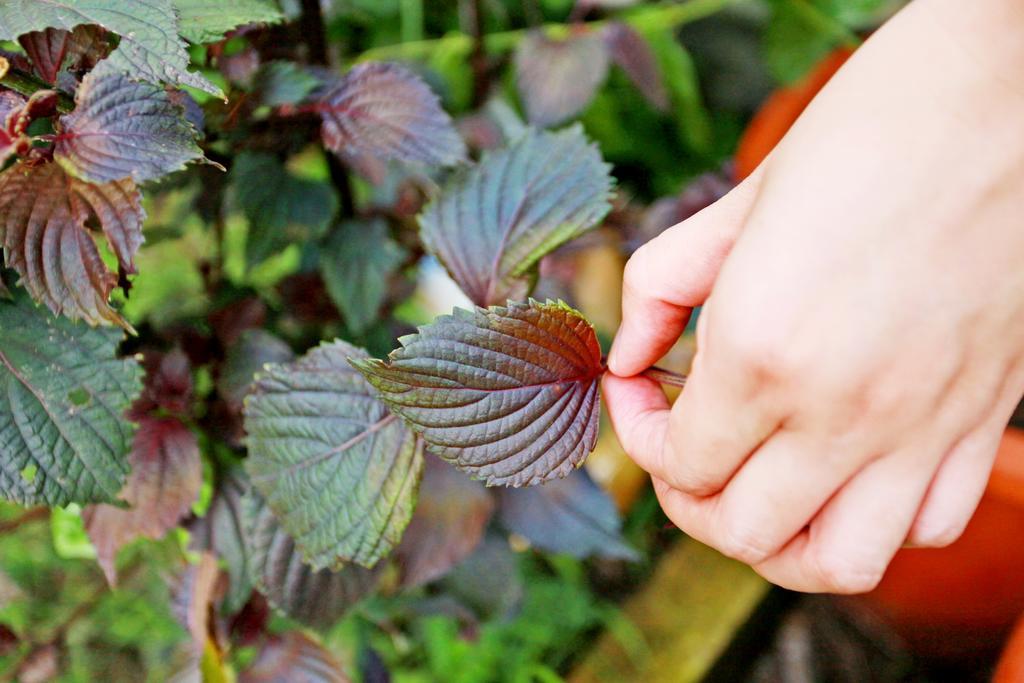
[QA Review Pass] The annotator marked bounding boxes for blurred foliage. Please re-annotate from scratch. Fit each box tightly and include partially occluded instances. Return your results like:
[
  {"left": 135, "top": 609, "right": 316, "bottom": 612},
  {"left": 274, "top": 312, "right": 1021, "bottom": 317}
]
[{"left": 0, "top": 0, "right": 903, "bottom": 680}]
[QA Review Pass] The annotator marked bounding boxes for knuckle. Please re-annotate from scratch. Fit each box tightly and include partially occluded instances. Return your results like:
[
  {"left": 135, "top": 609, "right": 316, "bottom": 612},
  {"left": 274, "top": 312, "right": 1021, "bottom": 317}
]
[
  {"left": 812, "top": 552, "right": 885, "bottom": 594},
  {"left": 715, "top": 516, "right": 774, "bottom": 565}
]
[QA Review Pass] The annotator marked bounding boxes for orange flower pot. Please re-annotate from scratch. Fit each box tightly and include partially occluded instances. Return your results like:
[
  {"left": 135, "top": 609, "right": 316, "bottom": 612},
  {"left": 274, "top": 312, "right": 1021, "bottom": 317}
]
[
  {"left": 845, "top": 428, "right": 1024, "bottom": 663},
  {"left": 733, "top": 47, "right": 853, "bottom": 182}
]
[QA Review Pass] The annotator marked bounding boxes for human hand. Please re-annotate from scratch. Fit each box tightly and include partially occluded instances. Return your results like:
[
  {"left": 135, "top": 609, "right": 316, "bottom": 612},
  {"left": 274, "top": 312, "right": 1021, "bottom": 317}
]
[{"left": 604, "top": 0, "right": 1024, "bottom": 593}]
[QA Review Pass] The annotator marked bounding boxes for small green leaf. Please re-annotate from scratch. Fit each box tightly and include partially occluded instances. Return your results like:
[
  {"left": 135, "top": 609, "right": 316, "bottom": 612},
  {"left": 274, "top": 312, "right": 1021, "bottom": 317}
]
[
  {"left": 243, "top": 340, "right": 424, "bottom": 569},
  {"left": 231, "top": 151, "right": 338, "bottom": 270},
  {"left": 351, "top": 300, "right": 603, "bottom": 487},
  {"left": 173, "top": 0, "right": 284, "bottom": 44},
  {"left": 0, "top": 0, "right": 223, "bottom": 96},
  {"left": 0, "top": 289, "right": 143, "bottom": 505},
  {"left": 320, "top": 219, "right": 407, "bottom": 335},
  {"left": 243, "top": 491, "right": 381, "bottom": 628},
  {"left": 55, "top": 72, "right": 205, "bottom": 184},
  {"left": 420, "top": 125, "right": 613, "bottom": 306}
]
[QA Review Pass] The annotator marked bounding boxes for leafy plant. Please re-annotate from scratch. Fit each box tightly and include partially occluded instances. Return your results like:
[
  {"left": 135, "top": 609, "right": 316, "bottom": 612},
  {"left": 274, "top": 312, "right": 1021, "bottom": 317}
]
[{"left": 0, "top": 0, "right": 893, "bottom": 678}]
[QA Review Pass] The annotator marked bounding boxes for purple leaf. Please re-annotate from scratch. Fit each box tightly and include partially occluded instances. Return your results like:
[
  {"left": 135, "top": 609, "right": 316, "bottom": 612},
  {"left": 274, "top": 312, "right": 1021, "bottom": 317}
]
[
  {"left": 187, "top": 470, "right": 253, "bottom": 613},
  {"left": 18, "top": 25, "right": 110, "bottom": 84},
  {"left": 351, "top": 300, "right": 603, "bottom": 487},
  {"left": 395, "top": 454, "right": 495, "bottom": 587},
  {"left": 318, "top": 61, "right": 467, "bottom": 168},
  {"left": 243, "top": 492, "right": 381, "bottom": 629},
  {"left": 0, "top": 162, "right": 145, "bottom": 328},
  {"left": 171, "top": 552, "right": 226, "bottom": 652},
  {"left": 497, "top": 468, "right": 637, "bottom": 560},
  {"left": 602, "top": 22, "right": 668, "bottom": 111},
  {"left": 514, "top": 30, "right": 609, "bottom": 127},
  {"left": 55, "top": 72, "right": 205, "bottom": 184},
  {"left": 239, "top": 632, "right": 349, "bottom": 683},
  {"left": 420, "top": 125, "right": 613, "bottom": 306},
  {"left": 83, "top": 416, "right": 203, "bottom": 585}
]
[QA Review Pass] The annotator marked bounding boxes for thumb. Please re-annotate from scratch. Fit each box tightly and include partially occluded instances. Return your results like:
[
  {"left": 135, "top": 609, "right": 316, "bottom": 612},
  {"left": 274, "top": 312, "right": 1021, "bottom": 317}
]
[{"left": 608, "top": 166, "right": 765, "bottom": 377}]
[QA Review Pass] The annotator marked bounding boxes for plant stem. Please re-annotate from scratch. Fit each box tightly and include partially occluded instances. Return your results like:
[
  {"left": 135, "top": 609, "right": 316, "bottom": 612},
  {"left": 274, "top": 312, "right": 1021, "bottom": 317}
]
[
  {"left": 358, "top": 0, "right": 743, "bottom": 63},
  {"left": 0, "top": 62, "right": 74, "bottom": 114},
  {"left": 466, "top": 0, "right": 490, "bottom": 107},
  {"left": 0, "top": 507, "right": 49, "bottom": 535},
  {"left": 641, "top": 365, "right": 688, "bottom": 388}
]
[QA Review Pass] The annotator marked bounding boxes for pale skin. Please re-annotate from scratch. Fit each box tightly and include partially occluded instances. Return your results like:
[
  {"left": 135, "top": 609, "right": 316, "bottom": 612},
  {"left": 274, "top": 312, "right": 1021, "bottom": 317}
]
[{"left": 603, "top": 0, "right": 1024, "bottom": 593}]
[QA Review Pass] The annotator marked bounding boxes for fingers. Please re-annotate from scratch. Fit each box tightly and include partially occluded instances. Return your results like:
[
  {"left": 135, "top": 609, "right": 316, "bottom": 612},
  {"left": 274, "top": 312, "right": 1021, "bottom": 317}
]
[
  {"left": 607, "top": 167, "right": 764, "bottom": 378},
  {"left": 908, "top": 367, "right": 1024, "bottom": 547},
  {"left": 602, "top": 373, "right": 672, "bottom": 477},
  {"left": 753, "top": 444, "right": 942, "bottom": 594}
]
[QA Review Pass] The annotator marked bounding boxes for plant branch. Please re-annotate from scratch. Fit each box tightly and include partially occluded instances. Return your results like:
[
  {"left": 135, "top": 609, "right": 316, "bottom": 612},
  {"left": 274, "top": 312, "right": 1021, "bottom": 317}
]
[
  {"left": 358, "top": 0, "right": 743, "bottom": 63},
  {"left": 466, "top": 0, "right": 490, "bottom": 107},
  {"left": 0, "top": 507, "right": 49, "bottom": 535},
  {"left": 0, "top": 60, "right": 74, "bottom": 113},
  {"left": 299, "top": 0, "right": 355, "bottom": 215}
]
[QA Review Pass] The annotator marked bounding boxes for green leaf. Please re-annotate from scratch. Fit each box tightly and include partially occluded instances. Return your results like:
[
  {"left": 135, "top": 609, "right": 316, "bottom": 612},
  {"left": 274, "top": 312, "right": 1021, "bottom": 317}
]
[
  {"left": 83, "top": 416, "right": 203, "bottom": 585},
  {"left": 0, "top": 289, "right": 142, "bottom": 506},
  {"left": 0, "top": 162, "right": 145, "bottom": 329},
  {"left": 230, "top": 151, "right": 338, "bottom": 269},
  {"left": 497, "top": 468, "right": 637, "bottom": 560},
  {"left": 187, "top": 470, "right": 252, "bottom": 613},
  {"left": 239, "top": 632, "right": 348, "bottom": 683},
  {"left": 252, "top": 61, "right": 321, "bottom": 107},
  {"left": 219, "top": 329, "right": 294, "bottom": 411},
  {"left": 243, "top": 491, "right": 380, "bottom": 629},
  {"left": 395, "top": 454, "right": 494, "bottom": 588},
  {"left": 420, "top": 125, "right": 613, "bottom": 306},
  {"left": 351, "top": 300, "right": 603, "bottom": 487},
  {"left": 514, "top": 30, "right": 609, "bottom": 128},
  {"left": 319, "top": 219, "right": 407, "bottom": 335},
  {"left": 173, "top": 0, "right": 284, "bottom": 44},
  {"left": 55, "top": 72, "right": 205, "bottom": 184},
  {"left": 0, "top": 0, "right": 223, "bottom": 96},
  {"left": 318, "top": 61, "right": 467, "bottom": 168},
  {"left": 645, "top": 30, "right": 712, "bottom": 153},
  {"left": 243, "top": 340, "right": 424, "bottom": 569},
  {"left": 764, "top": 1, "right": 837, "bottom": 84}
]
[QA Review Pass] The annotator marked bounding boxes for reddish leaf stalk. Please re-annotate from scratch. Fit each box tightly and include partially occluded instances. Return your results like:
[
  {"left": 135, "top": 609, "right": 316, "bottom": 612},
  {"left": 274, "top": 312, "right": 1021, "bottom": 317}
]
[
  {"left": 0, "top": 64, "right": 74, "bottom": 113},
  {"left": 640, "top": 366, "right": 688, "bottom": 388}
]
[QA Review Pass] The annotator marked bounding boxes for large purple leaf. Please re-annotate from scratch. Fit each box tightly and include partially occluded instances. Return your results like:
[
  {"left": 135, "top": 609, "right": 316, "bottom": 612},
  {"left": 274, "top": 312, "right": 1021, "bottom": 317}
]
[
  {"left": 239, "top": 632, "right": 349, "bottom": 683},
  {"left": 83, "top": 416, "right": 203, "bottom": 585},
  {"left": 0, "top": 162, "right": 144, "bottom": 328},
  {"left": 420, "top": 125, "right": 613, "bottom": 306},
  {"left": 18, "top": 25, "right": 110, "bottom": 84},
  {"left": 318, "top": 61, "right": 467, "bottom": 168},
  {"left": 243, "top": 340, "right": 424, "bottom": 569},
  {"left": 497, "top": 468, "right": 637, "bottom": 560},
  {"left": 514, "top": 30, "right": 609, "bottom": 127},
  {"left": 395, "top": 454, "right": 495, "bottom": 587},
  {"left": 187, "top": 470, "right": 252, "bottom": 613},
  {"left": 55, "top": 72, "right": 204, "bottom": 184},
  {"left": 602, "top": 22, "right": 668, "bottom": 111},
  {"left": 243, "top": 492, "right": 381, "bottom": 629},
  {"left": 351, "top": 300, "right": 603, "bottom": 487}
]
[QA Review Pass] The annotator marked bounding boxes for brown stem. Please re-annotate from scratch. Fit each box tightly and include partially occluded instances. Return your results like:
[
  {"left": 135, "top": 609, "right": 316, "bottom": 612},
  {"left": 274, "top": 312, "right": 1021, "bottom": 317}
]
[
  {"left": 641, "top": 366, "right": 688, "bottom": 388},
  {"left": 466, "top": 0, "right": 490, "bottom": 107},
  {"left": 0, "top": 507, "right": 49, "bottom": 535}
]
